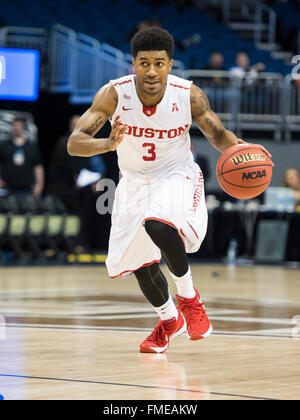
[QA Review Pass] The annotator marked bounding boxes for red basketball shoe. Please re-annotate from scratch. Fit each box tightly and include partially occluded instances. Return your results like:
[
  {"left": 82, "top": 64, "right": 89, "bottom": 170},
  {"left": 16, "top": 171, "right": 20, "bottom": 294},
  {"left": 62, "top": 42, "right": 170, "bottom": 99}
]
[
  {"left": 176, "top": 289, "right": 213, "bottom": 340},
  {"left": 140, "top": 311, "right": 187, "bottom": 353}
]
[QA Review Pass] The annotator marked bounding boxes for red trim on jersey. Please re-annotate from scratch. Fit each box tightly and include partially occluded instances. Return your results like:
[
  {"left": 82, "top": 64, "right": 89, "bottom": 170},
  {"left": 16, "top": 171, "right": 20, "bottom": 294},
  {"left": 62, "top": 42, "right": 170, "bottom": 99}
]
[
  {"left": 169, "top": 82, "right": 190, "bottom": 90},
  {"left": 143, "top": 217, "right": 177, "bottom": 230},
  {"left": 143, "top": 217, "right": 185, "bottom": 246},
  {"left": 187, "top": 221, "right": 199, "bottom": 239},
  {"left": 113, "top": 79, "right": 132, "bottom": 86},
  {"left": 109, "top": 259, "right": 161, "bottom": 278},
  {"left": 143, "top": 105, "right": 157, "bottom": 117}
]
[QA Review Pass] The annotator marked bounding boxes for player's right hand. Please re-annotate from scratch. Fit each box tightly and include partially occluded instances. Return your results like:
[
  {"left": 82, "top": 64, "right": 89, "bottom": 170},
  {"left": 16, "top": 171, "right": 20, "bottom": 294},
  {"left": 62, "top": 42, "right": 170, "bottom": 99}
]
[
  {"left": 237, "top": 138, "right": 273, "bottom": 165},
  {"left": 108, "top": 115, "right": 127, "bottom": 151}
]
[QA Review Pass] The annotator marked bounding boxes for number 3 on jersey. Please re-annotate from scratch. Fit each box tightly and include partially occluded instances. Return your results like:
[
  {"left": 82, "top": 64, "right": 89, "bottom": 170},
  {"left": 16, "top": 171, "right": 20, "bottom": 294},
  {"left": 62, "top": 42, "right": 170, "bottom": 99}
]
[{"left": 142, "top": 142, "right": 156, "bottom": 161}]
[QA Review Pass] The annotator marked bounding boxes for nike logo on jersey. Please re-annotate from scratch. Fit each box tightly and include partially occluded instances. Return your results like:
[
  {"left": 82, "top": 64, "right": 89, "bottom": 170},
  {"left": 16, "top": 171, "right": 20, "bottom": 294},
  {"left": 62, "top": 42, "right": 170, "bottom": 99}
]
[{"left": 122, "top": 106, "right": 133, "bottom": 111}]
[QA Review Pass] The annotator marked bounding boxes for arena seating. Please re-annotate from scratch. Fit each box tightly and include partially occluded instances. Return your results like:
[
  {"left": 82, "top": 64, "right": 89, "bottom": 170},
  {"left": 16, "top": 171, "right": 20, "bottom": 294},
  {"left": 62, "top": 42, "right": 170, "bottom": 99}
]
[
  {"left": 0, "top": 109, "right": 82, "bottom": 263},
  {"left": 0, "top": 0, "right": 291, "bottom": 74},
  {"left": 0, "top": 193, "right": 82, "bottom": 264},
  {"left": 272, "top": 1, "right": 300, "bottom": 55},
  {"left": 273, "top": 1, "right": 300, "bottom": 32}
]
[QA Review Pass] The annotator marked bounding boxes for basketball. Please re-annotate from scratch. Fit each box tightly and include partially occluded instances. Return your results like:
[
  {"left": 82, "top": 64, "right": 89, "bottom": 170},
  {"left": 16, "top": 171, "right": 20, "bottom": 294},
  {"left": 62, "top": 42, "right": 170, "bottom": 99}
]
[{"left": 216, "top": 143, "right": 273, "bottom": 199}]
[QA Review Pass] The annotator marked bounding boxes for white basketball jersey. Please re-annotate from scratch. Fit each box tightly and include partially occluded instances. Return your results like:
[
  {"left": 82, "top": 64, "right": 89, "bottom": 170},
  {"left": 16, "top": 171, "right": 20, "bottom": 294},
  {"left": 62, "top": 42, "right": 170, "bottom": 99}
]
[{"left": 109, "top": 74, "right": 194, "bottom": 182}]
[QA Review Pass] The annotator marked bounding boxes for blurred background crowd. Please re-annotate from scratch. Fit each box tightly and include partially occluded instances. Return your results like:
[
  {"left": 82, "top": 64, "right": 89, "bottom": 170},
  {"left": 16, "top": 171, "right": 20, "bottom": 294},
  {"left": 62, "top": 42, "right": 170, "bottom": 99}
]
[{"left": 0, "top": 0, "right": 300, "bottom": 265}]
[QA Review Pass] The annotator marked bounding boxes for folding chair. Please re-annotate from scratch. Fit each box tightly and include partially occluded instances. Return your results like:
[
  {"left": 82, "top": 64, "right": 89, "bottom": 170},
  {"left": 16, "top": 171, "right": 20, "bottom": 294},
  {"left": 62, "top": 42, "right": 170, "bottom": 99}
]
[
  {"left": 3, "top": 195, "right": 19, "bottom": 213},
  {"left": 26, "top": 214, "right": 47, "bottom": 260},
  {"left": 16, "top": 194, "right": 38, "bottom": 213},
  {"left": 7, "top": 214, "right": 28, "bottom": 260},
  {"left": 45, "top": 214, "right": 64, "bottom": 259},
  {"left": 62, "top": 215, "right": 81, "bottom": 254},
  {"left": 0, "top": 214, "right": 8, "bottom": 261},
  {"left": 39, "top": 195, "right": 67, "bottom": 214}
]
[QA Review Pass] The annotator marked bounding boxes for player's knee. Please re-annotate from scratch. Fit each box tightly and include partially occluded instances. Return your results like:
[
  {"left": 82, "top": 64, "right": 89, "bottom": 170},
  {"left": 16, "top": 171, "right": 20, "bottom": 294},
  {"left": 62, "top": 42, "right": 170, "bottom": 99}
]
[
  {"left": 144, "top": 219, "right": 176, "bottom": 242},
  {"left": 134, "top": 262, "right": 159, "bottom": 281}
]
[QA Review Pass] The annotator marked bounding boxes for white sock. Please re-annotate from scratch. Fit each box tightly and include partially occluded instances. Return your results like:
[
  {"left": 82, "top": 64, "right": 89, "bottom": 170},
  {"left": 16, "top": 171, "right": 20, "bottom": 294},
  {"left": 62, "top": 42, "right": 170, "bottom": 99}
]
[
  {"left": 170, "top": 267, "right": 196, "bottom": 299},
  {"left": 154, "top": 295, "right": 178, "bottom": 321}
]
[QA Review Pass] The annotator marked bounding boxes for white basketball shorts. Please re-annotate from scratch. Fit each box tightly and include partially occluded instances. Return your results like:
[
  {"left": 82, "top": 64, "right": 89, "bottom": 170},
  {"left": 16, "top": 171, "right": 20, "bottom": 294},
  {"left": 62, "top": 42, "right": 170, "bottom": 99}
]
[{"left": 106, "top": 162, "right": 208, "bottom": 278}]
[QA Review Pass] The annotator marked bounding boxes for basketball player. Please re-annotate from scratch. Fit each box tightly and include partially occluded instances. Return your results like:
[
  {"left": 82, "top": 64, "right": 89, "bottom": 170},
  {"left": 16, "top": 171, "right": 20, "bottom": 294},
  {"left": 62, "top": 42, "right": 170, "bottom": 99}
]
[{"left": 68, "top": 28, "right": 271, "bottom": 353}]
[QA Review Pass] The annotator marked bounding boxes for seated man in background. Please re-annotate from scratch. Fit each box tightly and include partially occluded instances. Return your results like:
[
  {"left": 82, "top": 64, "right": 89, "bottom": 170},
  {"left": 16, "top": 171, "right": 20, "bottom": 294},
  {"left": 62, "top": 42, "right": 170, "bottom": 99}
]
[
  {"left": 229, "top": 51, "right": 265, "bottom": 81},
  {"left": 202, "top": 51, "right": 225, "bottom": 72},
  {"left": 0, "top": 117, "right": 44, "bottom": 199},
  {"left": 201, "top": 51, "right": 227, "bottom": 86},
  {"left": 283, "top": 168, "right": 300, "bottom": 206}
]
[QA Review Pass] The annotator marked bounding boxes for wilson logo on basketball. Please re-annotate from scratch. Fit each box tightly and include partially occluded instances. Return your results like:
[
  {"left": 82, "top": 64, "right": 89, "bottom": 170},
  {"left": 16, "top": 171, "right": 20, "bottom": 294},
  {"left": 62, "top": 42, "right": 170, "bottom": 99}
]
[
  {"left": 231, "top": 152, "right": 267, "bottom": 166},
  {"left": 242, "top": 170, "right": 267, "bottom": 180}
]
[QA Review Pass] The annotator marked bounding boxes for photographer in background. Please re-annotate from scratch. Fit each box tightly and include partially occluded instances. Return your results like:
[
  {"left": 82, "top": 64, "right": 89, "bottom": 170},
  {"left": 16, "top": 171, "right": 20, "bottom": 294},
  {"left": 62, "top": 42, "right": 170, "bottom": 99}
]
[{"left": 0, "top": 117, "right": 44, "bottom": 198}]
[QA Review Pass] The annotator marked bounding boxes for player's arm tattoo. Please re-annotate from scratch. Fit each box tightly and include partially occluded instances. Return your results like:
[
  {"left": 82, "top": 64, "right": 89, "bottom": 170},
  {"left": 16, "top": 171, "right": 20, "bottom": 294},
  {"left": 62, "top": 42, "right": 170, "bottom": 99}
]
[
  {"left": 85, "top": 116, "right": 104, "bottom": 135},
  {"left": 191, "top": 84, "right": 224, "bottom": 140},
  {"left": 202, "top": 113, "right": 226, "bottom": 142},
  {"left": 190, "top": 84, "right": 210, "bottom": 117},
  {"left": 112, "top": 89, "right": 118, "bottom": 107},
  {"left": 83, "top": 84, "right": 117, "bottom": 136}
]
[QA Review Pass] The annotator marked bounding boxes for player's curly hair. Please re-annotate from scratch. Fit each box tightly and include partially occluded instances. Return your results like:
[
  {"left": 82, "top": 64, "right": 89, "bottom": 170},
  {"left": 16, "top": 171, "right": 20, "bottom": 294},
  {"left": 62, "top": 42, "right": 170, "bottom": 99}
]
[{"left": 130, "top": 27, "right": 174, "bottom": 59}]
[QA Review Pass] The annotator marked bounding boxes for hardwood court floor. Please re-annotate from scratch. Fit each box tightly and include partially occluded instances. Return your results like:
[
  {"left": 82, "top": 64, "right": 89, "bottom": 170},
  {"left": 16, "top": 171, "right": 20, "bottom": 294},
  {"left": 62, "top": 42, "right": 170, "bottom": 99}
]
[{"left": 0, "top": 263, "right": 300, "bottom": 400}]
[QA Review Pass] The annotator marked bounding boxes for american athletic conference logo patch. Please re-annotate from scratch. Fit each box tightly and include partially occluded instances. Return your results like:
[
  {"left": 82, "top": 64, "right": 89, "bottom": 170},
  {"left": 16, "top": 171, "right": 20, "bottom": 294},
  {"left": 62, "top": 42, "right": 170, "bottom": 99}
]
[{"left": 171, "top": 103, "right": 179, "bottom": 112}]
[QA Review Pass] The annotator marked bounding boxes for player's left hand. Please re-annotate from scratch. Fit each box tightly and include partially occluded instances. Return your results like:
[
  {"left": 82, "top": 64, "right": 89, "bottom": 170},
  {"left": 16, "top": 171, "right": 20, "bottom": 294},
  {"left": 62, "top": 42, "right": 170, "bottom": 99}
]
[
  {"left": 237, "top": 138, "right": 274, "bottom": 166},
  {"left": 108, "top": 115, "right": 127, "bottom": 151}
]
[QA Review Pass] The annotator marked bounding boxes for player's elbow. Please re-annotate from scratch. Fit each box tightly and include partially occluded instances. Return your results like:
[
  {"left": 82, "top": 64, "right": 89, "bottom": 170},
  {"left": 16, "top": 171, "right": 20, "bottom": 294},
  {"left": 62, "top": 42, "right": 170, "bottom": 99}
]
[{"left": 67, "top": 136, "right": 77, "bottom": 156}]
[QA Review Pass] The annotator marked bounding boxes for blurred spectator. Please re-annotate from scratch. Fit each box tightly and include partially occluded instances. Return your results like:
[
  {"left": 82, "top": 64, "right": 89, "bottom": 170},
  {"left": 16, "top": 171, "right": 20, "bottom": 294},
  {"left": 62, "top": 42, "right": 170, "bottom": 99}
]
[
  {"left": 49, "top": 115, "right": 82, "bottom": 213},
  {"left": 0, "top": 117, "right": 44, "bottom": 197},
  {"left": 50, "top": 115, "right": 107, "bottom": 250},
  {"left": 229, "top": 51, "right": 265, "bottom": 84},
  {"left": 201, "top": 51, "right": 227, "bottom": 86},
  {"left": 202, "top": 51, "right": 226, "bottom": 71},
  {"left": 283, "top": 168, "right": 300, "bottom": 205},
  {"left": 50, "top": 114, "right": 106, "bottom": 205}
]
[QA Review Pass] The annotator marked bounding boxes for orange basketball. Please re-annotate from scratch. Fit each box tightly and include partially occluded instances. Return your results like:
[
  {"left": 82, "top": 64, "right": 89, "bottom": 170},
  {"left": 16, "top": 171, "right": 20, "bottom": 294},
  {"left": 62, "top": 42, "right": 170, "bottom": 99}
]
[{"left": 216, "top": 144, "right": 273, "bottom": 199}]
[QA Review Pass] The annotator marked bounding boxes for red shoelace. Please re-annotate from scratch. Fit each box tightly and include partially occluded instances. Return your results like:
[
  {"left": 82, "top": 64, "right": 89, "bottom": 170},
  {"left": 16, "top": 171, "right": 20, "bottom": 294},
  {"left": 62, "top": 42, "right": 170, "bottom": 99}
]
[
  {"left": 145, "top": 319, "right": 174, "bottom": 345},
  {"left": 177, "top": 299, "right": 207, "bottom": 323}
]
